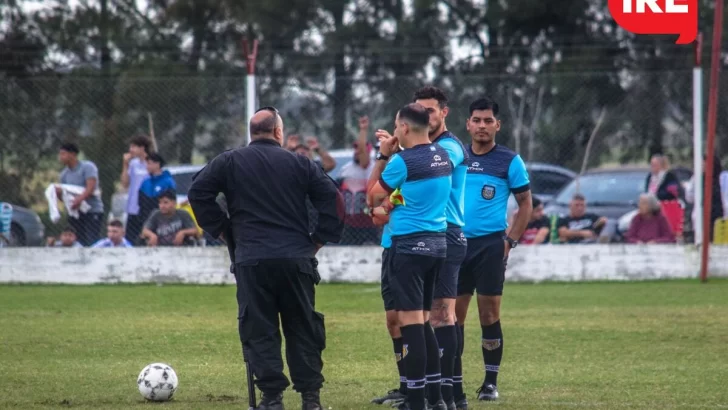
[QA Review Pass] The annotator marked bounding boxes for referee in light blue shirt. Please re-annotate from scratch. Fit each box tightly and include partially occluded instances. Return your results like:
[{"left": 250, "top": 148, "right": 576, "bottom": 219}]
[
  {"left": 368, "top": 103, "right": 452, "bottom": 410},
  {"left": 456, "top": 97, "right": 533, "bottom": 403}
]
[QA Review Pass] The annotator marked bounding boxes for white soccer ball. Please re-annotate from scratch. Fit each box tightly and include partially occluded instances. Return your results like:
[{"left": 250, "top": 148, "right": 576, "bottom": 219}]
[{"left": 137, "top": 363, "right": 178, "bottom": 401}]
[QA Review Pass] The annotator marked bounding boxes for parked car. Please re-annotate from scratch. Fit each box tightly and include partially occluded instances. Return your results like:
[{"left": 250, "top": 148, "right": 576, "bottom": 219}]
[
  {"left": 506, "top": 162, "right": 577, "bottom": 216},
  {"left": 544, "top": 167, "right": 650, "bottom": 241},
  {"left": 0, "top": 202, "right": 45, "bottom": 247}
]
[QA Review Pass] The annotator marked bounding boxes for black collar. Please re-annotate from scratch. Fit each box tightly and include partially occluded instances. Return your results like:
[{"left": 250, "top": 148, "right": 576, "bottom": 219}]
[{"left": 249, "top": 138, "right": 281, "bottom": 147}]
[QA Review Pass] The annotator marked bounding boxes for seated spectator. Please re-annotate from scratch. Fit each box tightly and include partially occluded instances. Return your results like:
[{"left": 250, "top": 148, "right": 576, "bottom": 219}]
[
  {"left": 91, "top": 220, "right": 133, "bottom": 248},
  {"left": 46, "top": 226, "right": 83, "bottom": 248},
  {"left": 645, "top": 154, "right": 681, "bottom": 201},
  {"left": 515, "top": 197, "right": 550, "bottom": 244},
  {"left": 557, "top": 194, "right": 607, "bottom": 243},
  {"left": 138, "top": 153, "right": 176, "bottom": 227},
  {"left": 141, "top": 190, "right": 199, "bottom": 247},
  {"left": 624, "top": 193, "right": 676, "bottom": 244}
]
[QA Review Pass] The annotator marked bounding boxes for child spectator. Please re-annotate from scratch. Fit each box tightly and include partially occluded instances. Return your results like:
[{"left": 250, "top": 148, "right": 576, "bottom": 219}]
[
  {"left": 46, "top": 226, "right": 83, "bottom": 248},
  {"left": 137, "top": 153, "right": 176, "bottom": 233},
  {"left": 141, "top": 190, "right": 199, "bottom": 247},
  {"left": 91, "top": 220, "right": 133, "bottom": 248}
]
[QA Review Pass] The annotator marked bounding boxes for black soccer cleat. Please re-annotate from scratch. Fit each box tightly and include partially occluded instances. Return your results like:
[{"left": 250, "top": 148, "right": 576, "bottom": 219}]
[
  {"left": 476, "top": 383, "right": 499, "bottom": 401},
  {"left": 372, "top": 388, "right": 407, "bottom": 405},
  {"left": 427, "top": 399, "right": 448, "bottom": 410},
  {"left": 454, "top": 395, "right": 468, "bottom": 410},
  {"left": 301, "top": 390, "right": 323, "bottom": 410},
  {"left": 255, "top": 392, "right": 284, "bottom": 410},
  {"left": 445, "top": 399, "right": 457, "bottom": 410}
]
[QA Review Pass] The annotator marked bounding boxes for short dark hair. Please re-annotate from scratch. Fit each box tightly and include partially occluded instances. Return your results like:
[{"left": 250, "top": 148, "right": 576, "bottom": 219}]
[
  {"left": 572, "top": 193, "right": 586, "bottom": 202},
  {"left": 250, "top": 115, "right": 277, "bottom": 136},
  {"left": 108, "top": 219, "right": 124, "bottom": 229},
  {"left": 147, "top": 152, "right": 166, "bottom": 167},
  {"left": 129, "top": 135, "right": 152, "bottom": 153},
  {"left": 398, "top": 103, "right": 430, "bottom": 130},
  {"left": 158, "top": 189, "right": 177, "bottom": 201},
  {"left": 469, "top": 97, "right": 500, "bottom": 117},
  {"left": 60, "top": 142, "right": 79, "bottom": 154},
  {"left": 61, "top": 226, "right": 76, "bottom": 235},
  {"left": 293, "top": 144, "right": 309, "bottom": 152},
  {"left": 412, "top": 86, "right": 448, "bottom": 108},
  {"left": 532, "top": 196, "right": 542, "bottom": 208}
]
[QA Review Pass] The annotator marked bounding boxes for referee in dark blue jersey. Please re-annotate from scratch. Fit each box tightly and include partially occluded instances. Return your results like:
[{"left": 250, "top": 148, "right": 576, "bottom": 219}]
[
  {"left": 368, "top": 103, "right": 451, "bottom": 410},
  {"left": 456, "top": 97, "right": 532, "bottom": 402}
]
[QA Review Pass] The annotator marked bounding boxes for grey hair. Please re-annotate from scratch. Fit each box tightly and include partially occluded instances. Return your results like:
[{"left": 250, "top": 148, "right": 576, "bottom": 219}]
[{"left": 639, "top": 193, "right": 661, "bottom": 214}]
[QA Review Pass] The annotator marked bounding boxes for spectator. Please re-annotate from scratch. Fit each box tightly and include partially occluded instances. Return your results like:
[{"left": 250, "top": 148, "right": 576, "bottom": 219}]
[
  {"left": 645, "top": 154, "right": 681, "bottom": 201},
  {"left": 686, "top": 155, "right": 725, "bottom": 241},
  {"left": 557, "top": 194, "right": 608, "bottom": 243},
  {"left": 291, "top": 136, "right": 337, "bottom": 172},
  {"left": 120, "top": 135, "right": 151, "bottom": 245},
  {"left": 57, "top": 142, "right": 104, "bottom": 246},
  {"left": 513, "top": 196, "right": 550, "bottom": 245},
  {"left": 137, "top": 152, "right": 176, "bottom": 231},
  {"left": 338, "top": 116, "right": 379, "bottom": 244},
  {"left": 141, "top": 190, "right": 199, "bottom": 247},
  {"left": 624, "top": 193, "right": 676, "bottom": 244},
  {"left": 46, "top": 226, "right": 83, "bottom": 248},
  {"left": 91, "top": 220, "right": 133, "bottom": 248}
]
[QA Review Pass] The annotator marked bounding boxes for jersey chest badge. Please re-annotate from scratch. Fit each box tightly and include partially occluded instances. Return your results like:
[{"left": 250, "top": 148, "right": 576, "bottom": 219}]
[{"left": 482, "top": 185, "right": 496, "bottom": 200}]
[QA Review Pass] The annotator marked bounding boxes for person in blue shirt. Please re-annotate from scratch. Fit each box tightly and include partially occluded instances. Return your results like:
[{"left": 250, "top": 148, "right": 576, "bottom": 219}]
[
  {"left": 413, "top": 86, "right": 469, "bottom": 410},
  {"left": 137, "top": 152, "right": 176, "bottom": 237},
  {"left": 368, "top": 103, "right": 452, "bottom": 410},
  {"left": 457, "top": 97, "right": 533, "bottom": 402}
]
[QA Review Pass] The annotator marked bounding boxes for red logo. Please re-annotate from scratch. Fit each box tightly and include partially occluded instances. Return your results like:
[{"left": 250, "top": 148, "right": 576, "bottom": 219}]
[{"left": 608, "top": 0, "right": 698, "bottom": 44}]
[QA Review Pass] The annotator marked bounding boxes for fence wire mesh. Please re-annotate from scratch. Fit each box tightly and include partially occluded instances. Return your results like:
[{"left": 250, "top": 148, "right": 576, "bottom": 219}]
[{"left": 1, "top": 70, "right": 727, "bottom": 246}]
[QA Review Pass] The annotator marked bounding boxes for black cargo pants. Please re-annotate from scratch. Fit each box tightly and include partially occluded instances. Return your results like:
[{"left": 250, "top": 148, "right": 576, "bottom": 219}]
[{"left": 234, "top": 258, "right": 326, "bottom": 395}]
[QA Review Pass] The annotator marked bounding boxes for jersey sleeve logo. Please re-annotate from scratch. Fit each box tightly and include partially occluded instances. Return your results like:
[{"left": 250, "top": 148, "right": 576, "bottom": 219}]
[{"left": 482, "top": 185, "right": 496, "bottom": 200}]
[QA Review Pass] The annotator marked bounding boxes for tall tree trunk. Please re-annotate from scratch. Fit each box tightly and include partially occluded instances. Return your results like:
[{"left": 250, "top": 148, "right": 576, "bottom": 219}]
[
  {"left": 330, "top": 3, "right": 350, "bottom": 148},
  {"left": 179, "top": 15, "right": 204, "bottom": 164}
]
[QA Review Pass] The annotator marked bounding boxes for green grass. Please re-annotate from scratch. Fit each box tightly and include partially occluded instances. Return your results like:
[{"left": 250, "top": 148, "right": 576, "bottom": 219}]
[{"left": 2, "top": 280, "right": 728, "bottom": 409}]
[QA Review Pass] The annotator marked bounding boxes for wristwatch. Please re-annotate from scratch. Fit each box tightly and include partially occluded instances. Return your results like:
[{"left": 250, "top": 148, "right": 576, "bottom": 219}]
[
  {"left": 504, "top": 236, "right": 518, "bottom": 249},
  {"left": 376, "top": 152, "right": 389, "bottom": 161}
]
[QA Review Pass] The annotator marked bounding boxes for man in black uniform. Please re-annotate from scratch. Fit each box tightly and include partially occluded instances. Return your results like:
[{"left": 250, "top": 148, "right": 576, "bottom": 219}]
[{"left": 188, "top": 106, "right": 345, "bottom": 410}]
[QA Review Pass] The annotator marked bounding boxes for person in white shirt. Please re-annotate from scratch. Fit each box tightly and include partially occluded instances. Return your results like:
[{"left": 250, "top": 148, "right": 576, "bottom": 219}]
[
  {"left": 337, "top": 116, "right": 379, "bottom": 244},
  {"left": 120, "top": 135, "right": 152, "bottom": 244},
  {"left": 91, "top": 220, "right": 133, "bottom": 248}
]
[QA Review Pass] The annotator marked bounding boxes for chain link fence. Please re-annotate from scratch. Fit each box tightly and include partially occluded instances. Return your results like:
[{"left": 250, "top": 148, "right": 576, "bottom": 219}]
[{"left": 1, "top": 70, "right": 726, "bottom": 246}]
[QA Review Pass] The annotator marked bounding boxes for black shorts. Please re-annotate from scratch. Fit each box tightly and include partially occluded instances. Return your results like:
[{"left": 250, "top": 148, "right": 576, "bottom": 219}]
[
  {"left": 457, "top": 231, "right": 507, "bottom": 296},
  {"left": 389, "top": 233, "right": 446, "bottom": 312},
  {"left": 380, "top": 248, "right": 396, "bottom": 311},
  {"left": 434, "top": 225, "right": 467, "bottom": 299}
]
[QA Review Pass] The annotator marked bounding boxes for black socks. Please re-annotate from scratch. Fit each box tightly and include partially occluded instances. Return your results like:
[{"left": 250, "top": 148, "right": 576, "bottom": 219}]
[
  {"left": 453, "top": 324, "right": 464, "bottom": 400},
  {"left": 434, "top": 325, "right": 457, "bottom": 403},
  {"left": 400, "top": 324, "right": 426, "bottom": 409},
  {"left": 393, "top": 337, "right": 407, "bottom": 394},
  {"left": 481, "top": 320, "right": 503, "bottom": 386},
  {"left": 424, "top": 322, "right": 442, "bottom": 405}
]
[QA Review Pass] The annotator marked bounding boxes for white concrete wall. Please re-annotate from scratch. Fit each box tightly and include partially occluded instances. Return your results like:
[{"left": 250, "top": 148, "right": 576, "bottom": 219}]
[{"left": 0, "top": 245, "right": 726, "bottom": 285}]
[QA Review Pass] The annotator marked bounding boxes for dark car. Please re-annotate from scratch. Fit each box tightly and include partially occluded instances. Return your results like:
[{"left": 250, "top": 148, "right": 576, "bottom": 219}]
[
  {"left": 506, "top": 162, "right": 577, "bottom": 215},
  {"left": 543, "top": 167, "right": 649, "bottom": 241},
  {"left": 0, "top": 202, "right": 45, "bottom": 247}
]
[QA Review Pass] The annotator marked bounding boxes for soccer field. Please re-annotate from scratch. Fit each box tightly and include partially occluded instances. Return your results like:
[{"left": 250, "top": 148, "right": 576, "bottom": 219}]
[{"left": 2, "top": 280, "right": 728, "bottom": 409}]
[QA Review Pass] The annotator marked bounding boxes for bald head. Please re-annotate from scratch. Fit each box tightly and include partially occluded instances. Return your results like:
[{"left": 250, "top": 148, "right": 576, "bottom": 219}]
[{"left": 249, "top": 109, "right": 284, "bottom": 144}]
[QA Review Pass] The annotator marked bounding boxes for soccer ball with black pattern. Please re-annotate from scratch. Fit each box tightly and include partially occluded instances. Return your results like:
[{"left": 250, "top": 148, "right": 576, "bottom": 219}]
[{"left": 137, "top": 363, "right": 178, "bottom": 401}]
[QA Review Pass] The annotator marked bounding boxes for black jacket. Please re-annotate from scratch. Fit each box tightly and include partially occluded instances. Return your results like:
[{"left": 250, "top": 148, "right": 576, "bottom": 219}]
[
  {"left": 644, "top": 171, "right": 682, "bottom": 201},
  {"left": 188, "top": 139, "right": 345, "bottom": 264}
]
